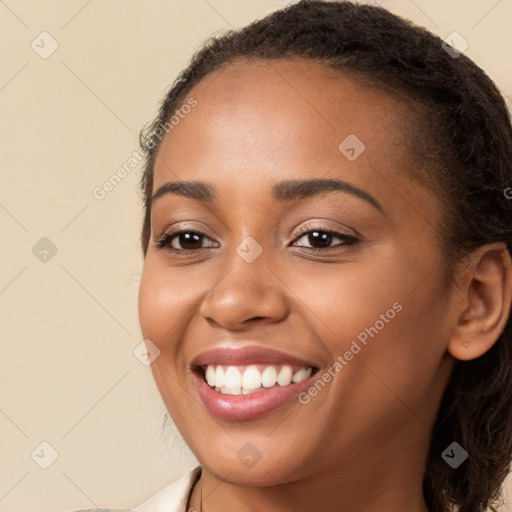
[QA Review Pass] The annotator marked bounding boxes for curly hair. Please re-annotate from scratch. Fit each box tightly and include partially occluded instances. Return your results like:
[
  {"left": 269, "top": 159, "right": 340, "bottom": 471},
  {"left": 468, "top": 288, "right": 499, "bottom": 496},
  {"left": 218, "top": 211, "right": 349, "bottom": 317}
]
[{"left": 137, "top": 1, "right": 512, "bottom": 511}]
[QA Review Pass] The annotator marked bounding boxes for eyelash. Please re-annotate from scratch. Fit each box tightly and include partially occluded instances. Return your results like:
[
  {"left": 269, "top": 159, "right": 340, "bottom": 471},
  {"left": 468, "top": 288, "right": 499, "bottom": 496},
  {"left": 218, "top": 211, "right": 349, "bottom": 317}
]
[{"left": 155, "top": 224, "right": 359, "bottom": 254}]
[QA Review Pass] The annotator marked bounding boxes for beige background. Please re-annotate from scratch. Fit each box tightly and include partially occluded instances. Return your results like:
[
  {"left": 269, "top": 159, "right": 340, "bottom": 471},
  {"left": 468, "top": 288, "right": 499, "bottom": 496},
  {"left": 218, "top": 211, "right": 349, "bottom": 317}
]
[{"left": 1, "top": 1, "right": 511, "bottom": 511}]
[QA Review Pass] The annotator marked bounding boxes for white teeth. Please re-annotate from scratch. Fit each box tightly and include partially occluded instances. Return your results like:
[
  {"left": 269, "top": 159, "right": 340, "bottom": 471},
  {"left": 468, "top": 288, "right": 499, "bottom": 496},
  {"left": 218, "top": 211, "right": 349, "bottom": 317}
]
[
  {"left": 242, "top": 388, "right": 257, "bottom": 395},
  {"left": 242, "top": 365, "right": 261, "bottom": 390},
  {"left": 261, "top": 366, "right": 277, "bottom": 388},
  {"left": 219, "top": 386, "right": 241, "bottom": 395},
  {"left": 203, "top": 364, "right": 313, "bottom": 395},
  {"left": 292, "top": 367, "right": 312, "bottom": 383},
  {"left": 215, "top": 366, "right": 225, "bottom": 388},
  {"left": 205, "top": 365, "right": 216, "bottom": 387},
  {"left": 276, "top": 365, "right": 293, "bottom": 386},
  {"left": 224, "top": 366, "right": 242, "bottom": 389}
]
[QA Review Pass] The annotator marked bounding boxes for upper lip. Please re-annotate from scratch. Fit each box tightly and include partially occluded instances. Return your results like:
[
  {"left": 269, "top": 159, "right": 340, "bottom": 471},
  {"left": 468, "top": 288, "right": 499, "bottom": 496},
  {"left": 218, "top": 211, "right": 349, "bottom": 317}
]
[{"left": 191, "top": 345, "right": 319, "bottom": 368}]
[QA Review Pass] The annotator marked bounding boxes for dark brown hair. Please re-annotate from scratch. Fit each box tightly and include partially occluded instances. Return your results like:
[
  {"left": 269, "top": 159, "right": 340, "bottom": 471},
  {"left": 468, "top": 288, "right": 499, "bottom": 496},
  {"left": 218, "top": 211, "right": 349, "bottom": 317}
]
[{"left": 138, "top": 1, "right": 512, "bottom": 511}]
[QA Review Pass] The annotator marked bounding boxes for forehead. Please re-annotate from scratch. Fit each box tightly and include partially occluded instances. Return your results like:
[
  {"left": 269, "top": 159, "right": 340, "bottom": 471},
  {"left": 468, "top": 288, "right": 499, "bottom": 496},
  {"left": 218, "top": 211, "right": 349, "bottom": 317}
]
[
  {"left": 189, "top": 57, "right": 394, "bottom": 119},
  {"left": 153, "top": 57, "right": 416, "bottom": 197}
]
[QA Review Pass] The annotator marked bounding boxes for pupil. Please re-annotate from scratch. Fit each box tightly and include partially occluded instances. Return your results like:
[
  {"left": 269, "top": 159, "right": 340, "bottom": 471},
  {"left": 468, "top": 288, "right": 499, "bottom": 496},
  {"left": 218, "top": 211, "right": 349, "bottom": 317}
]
[
  {"left": 180, "top": 233, "right": 201, "bottom": 249},
  {"left": 309, "top": 231, "right": 331, "bottom": 248}
]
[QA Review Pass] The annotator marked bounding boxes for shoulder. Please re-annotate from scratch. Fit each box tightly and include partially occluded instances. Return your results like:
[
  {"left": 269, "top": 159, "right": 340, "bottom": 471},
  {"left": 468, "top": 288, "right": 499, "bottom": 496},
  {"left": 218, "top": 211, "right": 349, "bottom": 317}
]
[{"left": 65, "top": 466, "right": 202, "bottom": 512}]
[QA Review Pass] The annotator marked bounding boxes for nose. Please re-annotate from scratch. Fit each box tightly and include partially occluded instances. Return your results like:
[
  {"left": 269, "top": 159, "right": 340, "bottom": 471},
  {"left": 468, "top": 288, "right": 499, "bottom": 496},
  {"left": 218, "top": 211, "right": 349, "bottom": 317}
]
[{"left": 198, "top": 245, "right": 290, "bottom": 331}]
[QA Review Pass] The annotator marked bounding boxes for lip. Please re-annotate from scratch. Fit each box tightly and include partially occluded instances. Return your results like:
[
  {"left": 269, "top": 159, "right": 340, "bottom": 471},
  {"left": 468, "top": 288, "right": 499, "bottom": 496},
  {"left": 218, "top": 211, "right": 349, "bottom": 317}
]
[
  {"left": 193, "top": 370, "right": 318, "bottom": 421},
  {"left": 191, "top": 345, "right": 318, "bottom": 368},
  {"left": 190, "top": 345, "right": 320, "bottom": 421}
]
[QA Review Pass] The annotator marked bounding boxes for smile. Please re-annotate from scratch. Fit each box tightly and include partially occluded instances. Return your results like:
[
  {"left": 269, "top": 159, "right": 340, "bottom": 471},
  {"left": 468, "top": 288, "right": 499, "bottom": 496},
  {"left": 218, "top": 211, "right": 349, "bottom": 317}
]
[
  {"left": 203, "top": 364, "right": 313, "bottom": 395},
  {"left": 191, "top": 345, "right": 320, "bottom": 420}
]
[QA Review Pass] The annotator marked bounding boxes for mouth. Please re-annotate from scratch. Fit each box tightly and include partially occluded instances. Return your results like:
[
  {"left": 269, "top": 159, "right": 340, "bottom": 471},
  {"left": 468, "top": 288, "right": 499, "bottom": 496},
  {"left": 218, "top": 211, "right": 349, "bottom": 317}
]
[
  {"left": 190, "top": 345, "right": 320, "bottom": 420},
  {"left": 194, "top": 363, "right": 317, "bottom": 395}
]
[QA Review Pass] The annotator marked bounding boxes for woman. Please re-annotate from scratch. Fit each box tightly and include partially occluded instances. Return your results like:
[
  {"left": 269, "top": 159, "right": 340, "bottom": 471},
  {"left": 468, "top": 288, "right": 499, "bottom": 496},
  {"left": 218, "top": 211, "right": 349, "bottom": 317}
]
[{"left": 72, "top": 0, "right": 512, "bottom": 511}]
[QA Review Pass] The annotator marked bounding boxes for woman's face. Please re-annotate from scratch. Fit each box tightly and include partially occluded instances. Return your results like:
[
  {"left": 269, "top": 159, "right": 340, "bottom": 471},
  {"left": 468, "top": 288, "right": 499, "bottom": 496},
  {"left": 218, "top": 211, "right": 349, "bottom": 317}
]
[{"left": 138, "top": 58, "right": 458, "bottom": 486}]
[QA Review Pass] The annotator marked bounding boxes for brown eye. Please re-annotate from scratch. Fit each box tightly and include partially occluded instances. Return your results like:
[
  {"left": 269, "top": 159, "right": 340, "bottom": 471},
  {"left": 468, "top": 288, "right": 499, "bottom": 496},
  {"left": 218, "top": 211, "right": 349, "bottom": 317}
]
[
  {"left": 171, "top": 232, "right": 204, "bottom": 250},
  {"left": 292, "top": 229, "right": 358, "bottom": 251},
  {"left": 156, "top": 231, "right": 219, "bottom": 252}
]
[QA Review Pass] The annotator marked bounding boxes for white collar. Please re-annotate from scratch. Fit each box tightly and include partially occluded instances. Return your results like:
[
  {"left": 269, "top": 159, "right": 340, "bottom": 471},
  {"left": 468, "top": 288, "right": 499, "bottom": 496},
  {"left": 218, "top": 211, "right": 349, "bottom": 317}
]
[{"left": 132, "top": 466, "right": 202, "bottom": 512}]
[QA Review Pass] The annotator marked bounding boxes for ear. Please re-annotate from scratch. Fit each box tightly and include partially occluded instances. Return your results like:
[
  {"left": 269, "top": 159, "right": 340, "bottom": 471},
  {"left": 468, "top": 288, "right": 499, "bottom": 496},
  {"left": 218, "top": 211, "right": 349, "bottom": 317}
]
[{"left": 448, "top": 243, "right": 512, "bottom": 361}]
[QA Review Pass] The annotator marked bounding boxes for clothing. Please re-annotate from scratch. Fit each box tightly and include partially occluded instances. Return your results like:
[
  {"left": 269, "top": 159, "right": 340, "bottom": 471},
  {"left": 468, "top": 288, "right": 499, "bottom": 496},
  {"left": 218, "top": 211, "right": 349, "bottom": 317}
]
[{"left": 69, "top": 466, "right": 202, "bottom": 512}]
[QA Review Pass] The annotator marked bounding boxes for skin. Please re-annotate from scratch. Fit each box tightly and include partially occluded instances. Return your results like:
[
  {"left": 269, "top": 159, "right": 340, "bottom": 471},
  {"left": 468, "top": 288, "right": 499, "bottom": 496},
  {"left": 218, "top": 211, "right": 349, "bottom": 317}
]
[{"left": 138, "top": 58, "right": 512, "bottom": 512}]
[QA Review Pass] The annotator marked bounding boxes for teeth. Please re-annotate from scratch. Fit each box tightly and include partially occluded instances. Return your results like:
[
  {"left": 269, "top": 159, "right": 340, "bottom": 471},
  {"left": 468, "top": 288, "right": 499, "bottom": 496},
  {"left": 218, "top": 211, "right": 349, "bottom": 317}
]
[
  {"left": 292, "top": 367, "right": 312, "bottom": 383},
  {"left": 219, "top": 386, "right": 241, "bottom": 395},
  {"left": 205, "top": 365, "right": 216, "bottom": 387},
  {"left": 277, "top": 366, "right": 293, "bottom": 386},
  {"left": 224, "top": 366, "right": 242, "bottom": 389},
  {"left": 203, "top": 364, "right": 313, "bottom": 395},
  {"left": 215, "top": 365, "right": 225, "bottom": 388},
  {"left": 261, "top": 366, "right": 277, "bottom": 388},
  {"left": 242, "top": 365, "right": 261, "bottom": 389}
]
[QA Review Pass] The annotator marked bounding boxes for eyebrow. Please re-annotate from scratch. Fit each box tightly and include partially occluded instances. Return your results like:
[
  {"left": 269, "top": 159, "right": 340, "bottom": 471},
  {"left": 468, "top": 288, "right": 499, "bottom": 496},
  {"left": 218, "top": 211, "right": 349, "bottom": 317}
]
[{"left": 151, "top": 178, "right": 384, "bottom": 214}]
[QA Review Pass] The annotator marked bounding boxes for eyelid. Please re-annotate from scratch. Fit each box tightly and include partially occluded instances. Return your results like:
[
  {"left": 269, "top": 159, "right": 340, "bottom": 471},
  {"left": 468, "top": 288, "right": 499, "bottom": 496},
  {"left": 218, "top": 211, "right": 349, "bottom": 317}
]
[
  {"left": 154, "top": 221, "right": 216, "bottom": 241},
  {"left": 291, "top": 220, "right": 360, "bottom": 240}
]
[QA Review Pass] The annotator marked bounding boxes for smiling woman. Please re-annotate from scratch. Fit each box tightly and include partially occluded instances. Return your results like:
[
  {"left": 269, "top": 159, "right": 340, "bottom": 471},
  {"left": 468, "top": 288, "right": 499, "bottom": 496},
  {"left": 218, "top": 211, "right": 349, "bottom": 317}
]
[{"left": 70, "top": 1, "right": 512, "bottom": 511}]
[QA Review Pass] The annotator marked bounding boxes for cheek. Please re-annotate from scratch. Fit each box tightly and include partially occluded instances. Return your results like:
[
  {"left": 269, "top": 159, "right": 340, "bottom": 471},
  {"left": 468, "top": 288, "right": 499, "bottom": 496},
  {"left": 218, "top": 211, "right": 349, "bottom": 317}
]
[
  {"left": 138, "top": 260, "right": 196, "bottom": 420},
  {"left": 138, "top": 257, "right": 197, "bottom": 342},
  {"left": 302, "top": 247, "right": 449, "bottom": 402},
  {"left": 138, "top": 268, "right": 167, "bottom": 342},
  {"left": 138, "top": 263, "right": 186, "bottom": 402},
  {"left": 137, "top": 257, "right": 211, "bottom": 400},
  {"left": 340, "top": 272, "right": 450, "bottom": 425},
  {"left": 282, "top": 251, "right": 403, "bottom": 350}
]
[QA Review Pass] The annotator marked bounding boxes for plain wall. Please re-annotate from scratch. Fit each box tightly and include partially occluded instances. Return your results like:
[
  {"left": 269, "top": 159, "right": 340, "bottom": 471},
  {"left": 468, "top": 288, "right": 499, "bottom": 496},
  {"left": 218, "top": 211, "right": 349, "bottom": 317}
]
[{"left": 1, "top": 1, "right": 511, "bottom": 511}]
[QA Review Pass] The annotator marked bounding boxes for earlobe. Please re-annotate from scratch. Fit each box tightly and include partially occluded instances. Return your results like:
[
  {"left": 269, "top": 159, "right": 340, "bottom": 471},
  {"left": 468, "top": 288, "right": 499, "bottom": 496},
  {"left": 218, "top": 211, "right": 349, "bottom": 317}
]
[{"left": 447, "top": 243, "right": 512, "bottom": 362}]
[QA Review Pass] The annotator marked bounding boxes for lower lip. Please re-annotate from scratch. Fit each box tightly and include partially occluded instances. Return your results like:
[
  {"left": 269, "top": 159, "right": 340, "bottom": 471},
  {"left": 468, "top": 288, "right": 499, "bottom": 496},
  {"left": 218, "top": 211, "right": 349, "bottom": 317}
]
[{"left": 193, "top": 371, "right": 317, "bottom": 421}]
